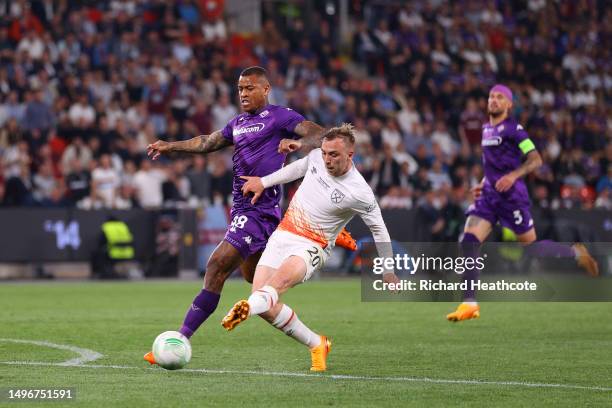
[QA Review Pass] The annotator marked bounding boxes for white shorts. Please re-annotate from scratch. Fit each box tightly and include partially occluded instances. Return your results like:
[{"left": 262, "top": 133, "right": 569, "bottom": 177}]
[{"left": 257, "top": 230, "right": 329, "bottom": 282}]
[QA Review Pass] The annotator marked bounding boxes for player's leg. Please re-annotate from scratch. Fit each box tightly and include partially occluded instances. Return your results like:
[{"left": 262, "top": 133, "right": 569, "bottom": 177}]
[
  {"left": 222, "top": 232, "right": 331, "bottom": 370},
  {"left": 447, "top": 214, "right": 493, "bottom": 322},
  {"left": 515, "top": 225, "right": 599, "bottom": 277},
  {"left": 145, "top": 240, "right": 243, "bottom": 365},
  {"left": 252, "top": 265, "right": 322, "bottom": 349},
  {"left": 256, "top": 251, "right": 331, "bottom": 371},
  {"left": 179, "top": 240, "right": 244, "bottom": 338},
  {"left": 239, "top": 251, "right": 262, "bottom": 284},
  {"left": 222, "top": 256, "right": 307, "bottom": 328}
]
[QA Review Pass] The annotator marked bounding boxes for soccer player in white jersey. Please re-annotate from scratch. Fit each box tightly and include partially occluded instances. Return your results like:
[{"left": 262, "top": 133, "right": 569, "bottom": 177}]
[{"left": 221, "top": 123, "right": 400, "bottom": 371}]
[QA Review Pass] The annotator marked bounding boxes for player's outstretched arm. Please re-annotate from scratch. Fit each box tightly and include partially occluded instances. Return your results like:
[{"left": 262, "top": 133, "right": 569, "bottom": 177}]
[
  {"left": 495, "top": 150, "right": 542, "bottom": 192},
  {"left": 357, "top": 197, "right": 400, "bottom": 286},
  {"left": 146, "top": 130, "right": 232, "bottom": 160},
  {"left": 278, "top": 121, "right": 325, "bottom": 153}
]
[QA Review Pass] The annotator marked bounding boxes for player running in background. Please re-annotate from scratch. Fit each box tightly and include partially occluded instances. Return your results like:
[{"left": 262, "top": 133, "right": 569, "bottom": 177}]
[
  {"left": 220, "top": 124, "right": 400, "bottom": 371},
  {"left": 447, "top": 84, "right": 599, "bottom": 322},
  {"left": 143, "top": 66, "right": 355, "bottom": 365}
]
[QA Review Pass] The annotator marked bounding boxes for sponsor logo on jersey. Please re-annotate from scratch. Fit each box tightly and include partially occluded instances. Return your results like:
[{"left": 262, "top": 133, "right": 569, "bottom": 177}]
[
  {"left": 317, "top": 177, "right": 330, "bottom": 189},
  {"left": 233, "top": 122, "right": 265, "bottom": 136},
  {"left": 259, "top": 110, "right": 269, "bottom": 118},
  {"left": 311, "top": 166, "right": 317, "bottom": 174},
  {"left": 497, "top": 125, "right": 504, "bottom": 132},
  {"left": 330, "top": 188, "right": 345, "bottom": 204},
  {"left": 482, "top": 136, "right": 503, "bottom": 146}
]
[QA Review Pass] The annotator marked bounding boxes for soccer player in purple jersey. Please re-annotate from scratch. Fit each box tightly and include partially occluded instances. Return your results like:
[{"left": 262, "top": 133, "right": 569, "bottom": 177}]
[
  {"left": 143, "top": 66, "right": 329, "bottom": 364},
  {"left": 447, "top": 84, "right": 599, "bottom": 322}
]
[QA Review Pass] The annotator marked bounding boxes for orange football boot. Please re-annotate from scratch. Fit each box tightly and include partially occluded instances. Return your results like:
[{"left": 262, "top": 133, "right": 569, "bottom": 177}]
[
  {"left": 446, "top": 303, "right": 480, "bottom": 322},
  {"left": 143, "top": 351, "right": 157, "bottom": 365},
  {"left": 221, "top": 300, "right": 250, "bottom": 331},
  {"left": 573, "top": 243, "right": 599, "bottom": 277},
  {"left": 335, "top": 228, "right": 357, "bottom": 251},
  {"left": 310, "top": 335, "right": 332, "bottom": 372}
]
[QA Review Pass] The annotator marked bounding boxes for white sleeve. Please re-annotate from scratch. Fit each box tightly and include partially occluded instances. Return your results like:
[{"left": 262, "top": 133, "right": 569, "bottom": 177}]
[
  {"left": 261, "top": 155, "right": 309, "bottom": 188},
  {"left": 354, "top": 189, "right": 394, "bottom": 272}
]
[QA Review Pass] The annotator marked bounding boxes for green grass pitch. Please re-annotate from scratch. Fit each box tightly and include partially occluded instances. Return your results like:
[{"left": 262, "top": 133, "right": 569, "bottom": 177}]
[{"left": 0, "top": 280, "right": 611, "bottom": 407}]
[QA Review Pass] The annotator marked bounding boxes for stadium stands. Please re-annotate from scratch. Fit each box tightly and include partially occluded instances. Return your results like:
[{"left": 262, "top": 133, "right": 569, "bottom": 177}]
[{"left": 0, "top": 0, "right": 609, "bottom": 217}]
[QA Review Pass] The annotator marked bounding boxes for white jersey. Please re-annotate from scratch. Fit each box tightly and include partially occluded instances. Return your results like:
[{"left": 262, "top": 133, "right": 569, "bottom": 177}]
[{"left": 262, "top": 149, "right": 391, "bottom": 255}]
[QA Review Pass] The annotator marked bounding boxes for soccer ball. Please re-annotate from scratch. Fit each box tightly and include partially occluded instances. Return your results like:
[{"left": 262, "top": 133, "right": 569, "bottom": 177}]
[{"left": 151, "top": 331, "right": 192, "bottom": 370}]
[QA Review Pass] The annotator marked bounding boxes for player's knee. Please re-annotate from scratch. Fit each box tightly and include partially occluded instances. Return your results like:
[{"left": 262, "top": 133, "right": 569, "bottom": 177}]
[{"left": 270, "top": 276, "right": 295, "bottom": 293}]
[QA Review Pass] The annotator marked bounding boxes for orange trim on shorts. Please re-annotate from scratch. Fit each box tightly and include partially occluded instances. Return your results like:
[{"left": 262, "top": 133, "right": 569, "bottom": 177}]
[{"left": 277, "top": 202, "right": 328, "bottom": 248}]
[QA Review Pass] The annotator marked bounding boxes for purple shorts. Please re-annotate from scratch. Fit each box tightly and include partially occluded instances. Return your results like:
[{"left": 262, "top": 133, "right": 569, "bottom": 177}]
[
  {"left": 466, "top": 190, "right": 534, "bottom": 235},
  {"left": 224, "top": 207, "right": 281, "bottom": 259}
]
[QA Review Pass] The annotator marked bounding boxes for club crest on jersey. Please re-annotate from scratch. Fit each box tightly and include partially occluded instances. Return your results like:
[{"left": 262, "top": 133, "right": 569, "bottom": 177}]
[
  {"left": 482, "top": 136, "right": 502, "bottom": 146},
  {"left": 331, "top": 188, "right": 345, "bottom": 204},
  {"left": 233, "top": 122, "right": 265, "bottom": 136}
]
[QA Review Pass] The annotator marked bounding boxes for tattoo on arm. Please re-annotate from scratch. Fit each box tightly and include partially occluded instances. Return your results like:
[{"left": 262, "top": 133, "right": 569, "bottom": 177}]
[
  {"left": 513, "top": 150, "right": 543, "bottom": 178},
  {"left": 170, "top": 130, "right": 232, "bottom": 154},
  {"left": 293, "top": 121, "right": 325, "bottom": 148}
]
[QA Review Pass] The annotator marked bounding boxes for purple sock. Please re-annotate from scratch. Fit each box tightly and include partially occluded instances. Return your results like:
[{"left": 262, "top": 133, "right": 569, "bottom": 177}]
[
  {"left": 179, "top": 289, "right": 220, "bottom": 338},
  {"left": 461, "top": 233, "right": 481, "bottom": 301},
  {"left": 525, "top": 240, "right": 575, "bottom": 258}
]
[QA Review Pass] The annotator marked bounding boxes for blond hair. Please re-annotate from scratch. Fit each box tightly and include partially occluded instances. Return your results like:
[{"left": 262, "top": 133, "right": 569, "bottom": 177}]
[{"left": 321, "top": 123, "right": 355, "bottom": 146}]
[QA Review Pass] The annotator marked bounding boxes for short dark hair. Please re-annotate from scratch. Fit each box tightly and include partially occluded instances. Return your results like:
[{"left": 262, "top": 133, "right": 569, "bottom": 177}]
[
  {"left": 239, "top": 66, "right": 268, "bottom": 79},
  {"left": 322, "top": 123, "right": 355, "bottom": 146}
]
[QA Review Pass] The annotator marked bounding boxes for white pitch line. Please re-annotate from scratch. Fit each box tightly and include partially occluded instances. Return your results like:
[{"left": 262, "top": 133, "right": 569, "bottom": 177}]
[
  {"left": 0, "top": 338, "right": 103, "bottom": 366},
  {"left": 2, "top": 360, "right": 611, "bottom": 392}
]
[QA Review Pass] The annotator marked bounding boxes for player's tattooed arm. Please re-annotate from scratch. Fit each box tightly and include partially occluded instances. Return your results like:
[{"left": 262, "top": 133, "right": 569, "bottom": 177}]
[
  {"left": 495, "top": 150, "right": 543, "bottom": 192},
  {"left": 278, "top": 121, "right": 325, "bottom": 153},
  {"left": 513, "top": 150, "right": 543, "bottom": 178},
  {"left": 147, "top": 130, "right": 231, "bottom": 159}
]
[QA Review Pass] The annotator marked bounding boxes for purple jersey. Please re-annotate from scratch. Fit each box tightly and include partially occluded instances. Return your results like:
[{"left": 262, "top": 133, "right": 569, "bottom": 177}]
[
  {"left": 481, "top": 117, "right": 533, "bottom": 203},
  {"left": 221, "top": 104, "right": 305, "bottom": 211}
]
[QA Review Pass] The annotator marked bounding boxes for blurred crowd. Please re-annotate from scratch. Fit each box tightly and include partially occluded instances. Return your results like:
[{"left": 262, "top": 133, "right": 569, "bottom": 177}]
[{"left": 0, "top": 0, "right": 610, "bottom": 222}]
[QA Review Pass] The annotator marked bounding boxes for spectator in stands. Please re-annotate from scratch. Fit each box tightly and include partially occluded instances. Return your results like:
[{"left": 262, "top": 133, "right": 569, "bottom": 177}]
[
  {"left": 65, "top": 158, "right": 90, "bottom": 204},
  {"left": 91, "top": 154, "right": 120, "bottom": 208},
  {"left": 132, "top": 158, "right": 165, "bottom": 209},
  {"left": 187, "top": 155, "right": 212, "bottom": 204}
]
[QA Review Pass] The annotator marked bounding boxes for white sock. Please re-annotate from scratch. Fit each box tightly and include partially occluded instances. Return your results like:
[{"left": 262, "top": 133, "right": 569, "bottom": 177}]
[
  {"left": 271, "top": 304, "right": 321, "bottom": 348},
  {"left": 247, "top": 285, "right": 278, "bottom": 315}
]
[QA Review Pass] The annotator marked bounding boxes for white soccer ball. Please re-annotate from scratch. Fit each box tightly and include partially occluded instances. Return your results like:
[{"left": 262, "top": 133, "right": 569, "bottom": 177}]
[{"left": 152, "top": 331, "right": 192, "bottom": 370}]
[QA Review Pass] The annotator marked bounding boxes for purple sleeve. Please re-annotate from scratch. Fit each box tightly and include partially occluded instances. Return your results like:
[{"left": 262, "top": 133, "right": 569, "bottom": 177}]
[
  {"left": 277, "top": 108, "right": 306, "bottom": 134},
  {"left": 511, "top": 123, "right": 529, "bottom": 144},
  {"left": 221, "top": 121, "right": 233, "bottom": 143}
]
